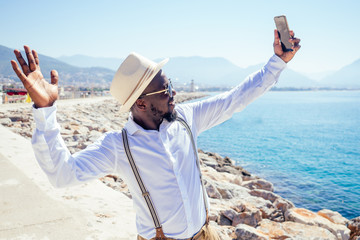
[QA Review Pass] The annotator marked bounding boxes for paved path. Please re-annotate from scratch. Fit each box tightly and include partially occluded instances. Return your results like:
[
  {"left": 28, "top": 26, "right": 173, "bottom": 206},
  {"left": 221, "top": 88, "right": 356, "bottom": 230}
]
[{"left": 0, "top": 124, "right": 137, "bottom": 240}]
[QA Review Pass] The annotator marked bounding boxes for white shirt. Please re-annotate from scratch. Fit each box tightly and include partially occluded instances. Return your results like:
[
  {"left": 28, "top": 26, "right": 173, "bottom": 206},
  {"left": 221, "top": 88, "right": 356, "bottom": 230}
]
[{"left": 32, "top": 55, "right": 286, "bottom": 239}]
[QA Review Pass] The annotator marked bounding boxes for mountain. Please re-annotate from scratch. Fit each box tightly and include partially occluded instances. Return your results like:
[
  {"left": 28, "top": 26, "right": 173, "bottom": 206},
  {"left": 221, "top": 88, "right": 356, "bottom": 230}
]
[
  {"left": 0, "top": 45, "right": 115, "bottom": 87},
  {"left": 55, "top": 53, "right": 334, "bottom": 88},
  {"left": 161, "top": 56, "right": 246, "bottom": 87},
  {"left": 302, "top": 70, "right": 337, "bottom": 81},
  {"left": 55, "top": 54, "right": 317, "bottom": 88},
  {"left": 58, "top": 55, "right": 123, "bottom": 71},
  {"left": 320, "top": 59, "right": 360, "bottom": 88},
  {"left": 162, "top": 56, "right": 318, "bottom": 88},
  {"left": 2, "top": 44, "right": 358, "bottom": 89}
]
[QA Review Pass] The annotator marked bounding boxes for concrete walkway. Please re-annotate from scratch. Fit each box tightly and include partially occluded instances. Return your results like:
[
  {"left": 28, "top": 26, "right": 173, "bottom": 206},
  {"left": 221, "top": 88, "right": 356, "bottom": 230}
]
[{"left": 0, "top": 125, "right": 137, "bottom": 240}]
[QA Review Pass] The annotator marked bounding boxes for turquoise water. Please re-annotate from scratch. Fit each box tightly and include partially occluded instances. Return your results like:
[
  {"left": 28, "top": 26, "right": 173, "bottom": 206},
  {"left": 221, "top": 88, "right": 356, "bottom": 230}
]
[{"left": 196, "top": 91, "right": 360, "bottom": 220}]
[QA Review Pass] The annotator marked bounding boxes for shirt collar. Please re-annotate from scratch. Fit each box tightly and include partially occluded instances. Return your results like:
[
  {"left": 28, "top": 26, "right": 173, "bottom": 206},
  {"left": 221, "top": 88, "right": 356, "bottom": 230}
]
[
  {"left": 124, "top": 112, "right": 143, "bottom": 135},
  {"left": 124, "top": 112, "right": 173, "bottom": 135}
]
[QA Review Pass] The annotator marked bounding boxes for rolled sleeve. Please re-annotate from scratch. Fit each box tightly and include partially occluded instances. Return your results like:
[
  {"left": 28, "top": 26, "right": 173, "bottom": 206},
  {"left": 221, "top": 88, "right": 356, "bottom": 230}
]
[{"left": 32, "top": 104, "right": 59, "bottom": 131}]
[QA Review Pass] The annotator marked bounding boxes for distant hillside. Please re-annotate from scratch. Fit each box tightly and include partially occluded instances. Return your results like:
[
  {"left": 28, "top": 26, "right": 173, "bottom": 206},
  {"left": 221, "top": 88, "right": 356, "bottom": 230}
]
[
  {"left": 162, "top": 56, "right": 318, "bottom": 88},
  {"left": 60, "top": 54, "right": 318, "bottom": 88},
  {"left": 161, "top": 56, "right": 246, "bottom": 87},
  {"left": 58, "top": 55, "right": 123, "bottom": 71},
  {"left": 320, "top": 59, "right": 360, "bottom": 88},
  {"left": 3, "top": 45, "right": 359, "bottom": 89},
  {"left": 0, "top": 45, "right": 114, "bottom": 87}
]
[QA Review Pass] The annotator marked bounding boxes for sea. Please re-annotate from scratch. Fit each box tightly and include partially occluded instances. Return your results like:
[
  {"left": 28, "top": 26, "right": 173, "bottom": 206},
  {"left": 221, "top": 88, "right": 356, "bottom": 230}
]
[{"left": 194, "top": 90, "right": 360, "bottom": 220}]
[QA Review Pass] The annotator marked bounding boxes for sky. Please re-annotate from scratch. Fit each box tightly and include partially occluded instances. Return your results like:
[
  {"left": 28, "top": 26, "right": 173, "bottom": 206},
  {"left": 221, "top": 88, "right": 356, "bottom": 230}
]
[{"left": 1, "top": 0, "right": 359, "bottom": 75}]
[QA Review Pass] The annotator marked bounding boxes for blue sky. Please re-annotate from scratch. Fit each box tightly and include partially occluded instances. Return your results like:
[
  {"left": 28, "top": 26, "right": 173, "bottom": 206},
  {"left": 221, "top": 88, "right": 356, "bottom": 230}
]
[{"left": 1, "top": 0, "right": 359, "bottom": 75}]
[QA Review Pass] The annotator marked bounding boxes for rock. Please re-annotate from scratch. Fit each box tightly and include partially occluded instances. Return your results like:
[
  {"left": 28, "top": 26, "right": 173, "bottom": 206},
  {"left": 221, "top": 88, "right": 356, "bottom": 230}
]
[
  {"left": 347, "top": 216, "right": 360, "bottom": 240},
  {"left": 216, "top": 165, "right": 242, "bottom": 175},
  {"left": 249, "top": 189, "right": 295, "bottom": 217},
  {"left": 199, "top": 152, "right": 218, "bottom": 169},
  {"left": 88, "top": 130, "right": 103, "bottom": 142},
  {"left": 234, "top": 224, "right": 267, "bottom": 240},
  {"left": 273, "top": 198, "right": 295, "bottom": 215},
  {"left": 285, "top": 208, "right": 350, "bottom": 240},
  {"left": 221, "top": 209, "right": 237, "bottom": 222},
  {"left": 218, "top": 214, "right": 232, "bottom": 226},
  {"left": 232, "top": 203, "right": 262, "bottom": 227},
  {"left": 230, "top": 175, "right": 243, "bottom": 186},
  {"left": 73, "top": 126, "right": 89, "bottom": 135},
  {"left": 318, "top": 209, "right": 349, "bottom": 225},
  {"left": 9, "top": 115, "right": 30, "bottom": 122},
  {"left": 0, "top": 118, "right": 12, "bottom": 126},
  {"left": 61, "top": 129, "right": 74, "bottom": 135},
  {"left": 204, "top": 179, "right": 222, "bottom": 199},
  {"left": 66, "top": 141, "right": 79, "bottom": 148},
  {"left": 217, "top": 185, "right": 234, "bottom": 199},
  {"left": 257, "top": 219, "right": 337, "bottom": 240},
  {"left": 250, "top": 189, "right": 279, "bottom": 203},
  {"left": 202, "top": 166, "right": 242, "bottom": 186},
  {"left": 242, "top": 179, "right": 274, "bottom": 192}
]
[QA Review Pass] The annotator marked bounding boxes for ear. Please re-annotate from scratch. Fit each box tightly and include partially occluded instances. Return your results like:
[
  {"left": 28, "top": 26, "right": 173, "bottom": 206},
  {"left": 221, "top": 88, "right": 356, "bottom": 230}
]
[{"left": 134, "top": 98, "right": 147, "bottom": 111}]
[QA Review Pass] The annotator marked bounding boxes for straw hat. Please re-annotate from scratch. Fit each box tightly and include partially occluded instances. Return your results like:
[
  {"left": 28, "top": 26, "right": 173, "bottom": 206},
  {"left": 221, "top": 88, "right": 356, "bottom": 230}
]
[{"left": 110, "top": 52, "right": 169, "bottom": 112}]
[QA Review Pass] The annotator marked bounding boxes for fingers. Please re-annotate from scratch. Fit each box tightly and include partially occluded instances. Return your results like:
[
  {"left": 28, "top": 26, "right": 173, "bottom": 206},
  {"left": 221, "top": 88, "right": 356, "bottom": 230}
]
[
  {"left": 10, "top": 60, "right": 29, "bottom": 85},
  {"left": 33, "top": 49, "right": 40, "bottom": 66},
  {"left": 24, "top": 45, "right": 37, "bottom": 72},
  {"left": 14, "top": 49, "right": 30, "bottom": 75},
  {"left": 274, "top": 29, "right": 280, "bottom": 43},
  {"left": 273, "top": 29, "right": 281, "bottom": 48},
  {"left": 289, "top": 30, "right": 294, "bottom": 38},
  {"left": 290, "top": 37, "right": 301, "bottom": 51},
  {"left": 287, "top": 30, "right": 301, "bottom": 52},
  {"left": 51, "top": 70, "right": 59, "bottom": 86}
]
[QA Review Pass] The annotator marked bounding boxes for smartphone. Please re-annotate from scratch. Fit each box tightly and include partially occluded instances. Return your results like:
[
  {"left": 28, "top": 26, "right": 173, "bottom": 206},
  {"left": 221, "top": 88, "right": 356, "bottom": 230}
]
[{"left": 274, "top": 15, "right": 293, "bottom": 52}]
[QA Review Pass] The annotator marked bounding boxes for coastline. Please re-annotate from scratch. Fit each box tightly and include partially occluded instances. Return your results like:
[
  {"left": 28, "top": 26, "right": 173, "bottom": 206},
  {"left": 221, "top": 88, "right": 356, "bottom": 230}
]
[{"left": 0, "top": 93, "right": 359, "bottom": 239}]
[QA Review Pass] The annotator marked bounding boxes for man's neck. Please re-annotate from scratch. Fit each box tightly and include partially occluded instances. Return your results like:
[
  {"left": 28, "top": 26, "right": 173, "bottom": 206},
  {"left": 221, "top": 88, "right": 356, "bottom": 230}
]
[{"left": 132, "top": 114, "right": 163, "bottom": 131}]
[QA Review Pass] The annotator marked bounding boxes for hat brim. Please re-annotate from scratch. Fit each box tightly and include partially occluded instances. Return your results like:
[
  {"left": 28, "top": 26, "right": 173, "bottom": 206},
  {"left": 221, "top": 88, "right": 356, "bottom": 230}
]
[{"left": 118, "top": 58, "right": 169, "bottom": 112}]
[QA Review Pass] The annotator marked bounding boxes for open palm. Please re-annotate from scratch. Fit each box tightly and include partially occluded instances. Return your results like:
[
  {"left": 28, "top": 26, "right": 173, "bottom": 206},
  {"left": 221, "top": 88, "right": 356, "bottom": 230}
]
[{"left": 11, "top": 45, "right": 59, "bottom": 108}]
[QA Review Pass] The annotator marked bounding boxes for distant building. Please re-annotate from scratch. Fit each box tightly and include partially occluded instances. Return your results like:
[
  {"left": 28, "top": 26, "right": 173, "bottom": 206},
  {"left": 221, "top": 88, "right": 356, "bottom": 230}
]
[
  {"left": 2, "top": 87, "right": 27, "bottom": 103},
  {"left": 190, "top": 79, "right": 195, "bottom": 92}
]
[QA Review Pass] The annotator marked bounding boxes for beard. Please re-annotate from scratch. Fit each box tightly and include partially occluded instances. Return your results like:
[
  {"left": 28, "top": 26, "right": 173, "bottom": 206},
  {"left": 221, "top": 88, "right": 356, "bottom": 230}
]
[
  {"left": 163, "top": 110, "right": 178, "bottom": 122},
  {"left": 150, "top": 103, "right": 177, "bottom": 123}
]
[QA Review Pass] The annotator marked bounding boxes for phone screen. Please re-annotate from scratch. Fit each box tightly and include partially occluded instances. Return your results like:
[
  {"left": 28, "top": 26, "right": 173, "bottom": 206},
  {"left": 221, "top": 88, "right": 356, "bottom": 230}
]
[{"left": 274, "top": 15, "right": 293, "bottom": 52}]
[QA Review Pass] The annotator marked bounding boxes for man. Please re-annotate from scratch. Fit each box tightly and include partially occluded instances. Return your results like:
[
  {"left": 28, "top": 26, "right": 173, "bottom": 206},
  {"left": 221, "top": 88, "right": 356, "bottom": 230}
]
[{"left": 11, "top": 29, "right": 300, "bottom": 240}]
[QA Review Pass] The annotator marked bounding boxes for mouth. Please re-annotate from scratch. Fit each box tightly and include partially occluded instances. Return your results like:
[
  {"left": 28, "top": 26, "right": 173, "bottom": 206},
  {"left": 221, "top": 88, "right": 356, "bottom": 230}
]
[{"left": 168, "top": 98, "right": 175, "bottom": 106}]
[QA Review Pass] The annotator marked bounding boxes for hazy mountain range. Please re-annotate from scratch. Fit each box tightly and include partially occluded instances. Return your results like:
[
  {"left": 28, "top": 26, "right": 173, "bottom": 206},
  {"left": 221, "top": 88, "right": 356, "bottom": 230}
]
[
  {"left": 0, "top": 45, "right": 114, "bottom": 87},
  {"left": 1, "top": 45, "right": 359, "bottom": 89}
]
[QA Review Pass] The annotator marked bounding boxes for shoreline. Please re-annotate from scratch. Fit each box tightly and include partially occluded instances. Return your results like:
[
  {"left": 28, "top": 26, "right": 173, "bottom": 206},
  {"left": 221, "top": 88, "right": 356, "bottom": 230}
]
[{"left": 0, "top": 93, "right": 359, "bottom": 239}]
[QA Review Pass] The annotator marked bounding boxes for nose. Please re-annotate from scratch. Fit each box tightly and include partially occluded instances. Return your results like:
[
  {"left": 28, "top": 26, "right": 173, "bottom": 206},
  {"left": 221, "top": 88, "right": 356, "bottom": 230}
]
[{"left": 171, "top": 88, "right": 176, "bottom": 97}]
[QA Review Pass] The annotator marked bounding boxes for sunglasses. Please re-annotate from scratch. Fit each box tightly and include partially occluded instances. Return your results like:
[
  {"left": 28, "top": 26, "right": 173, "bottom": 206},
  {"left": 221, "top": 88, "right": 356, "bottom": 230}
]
[{"left": 140, "top": 80, "right": 173, "bottom": 98}]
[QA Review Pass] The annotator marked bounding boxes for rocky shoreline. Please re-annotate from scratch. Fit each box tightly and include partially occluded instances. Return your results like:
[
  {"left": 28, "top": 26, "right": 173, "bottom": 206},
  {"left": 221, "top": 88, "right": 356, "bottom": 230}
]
[{"left": 0, "top": 93, "right": 359, "bottom": 240}]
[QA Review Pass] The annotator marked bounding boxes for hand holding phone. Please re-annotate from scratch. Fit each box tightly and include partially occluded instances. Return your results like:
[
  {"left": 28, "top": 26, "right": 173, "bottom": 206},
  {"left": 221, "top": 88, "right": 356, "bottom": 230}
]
[{"left": 274, "top": 15, "right": 293, "bottom": 52}]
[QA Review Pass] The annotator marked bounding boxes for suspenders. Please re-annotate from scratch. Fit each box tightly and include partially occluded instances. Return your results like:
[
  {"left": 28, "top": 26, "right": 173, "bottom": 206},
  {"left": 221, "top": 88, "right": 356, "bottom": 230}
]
[
  {"left": 121, "top": 117, "right": 209, "bottom": 239},
  {"left": 122, "top": 128, "right": 165, "bottom": 238}
]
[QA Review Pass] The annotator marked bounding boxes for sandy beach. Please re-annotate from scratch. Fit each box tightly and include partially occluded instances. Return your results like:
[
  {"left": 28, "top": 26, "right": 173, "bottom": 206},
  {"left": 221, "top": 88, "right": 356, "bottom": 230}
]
[{"left": 0, "top": 93, "right": 359, "bottom": 240}]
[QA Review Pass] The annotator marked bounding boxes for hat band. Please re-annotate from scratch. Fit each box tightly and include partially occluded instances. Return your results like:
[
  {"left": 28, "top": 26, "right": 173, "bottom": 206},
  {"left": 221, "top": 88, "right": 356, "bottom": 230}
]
[{"left": 123, "top": 64, "right": 156, "bottom": 105}]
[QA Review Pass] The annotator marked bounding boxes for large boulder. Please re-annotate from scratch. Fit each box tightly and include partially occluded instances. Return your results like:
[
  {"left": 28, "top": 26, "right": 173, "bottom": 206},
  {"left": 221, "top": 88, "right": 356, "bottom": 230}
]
[
  {"left": 242, "top": 179, "right": 274, "bottom": 192},
  {"left": 347, "top": 216, "right": 360, "bottom": 240},
  {"left": 234, "top": 224, "right": 267, "bottom": 240},
  {"left": 318, "top": 209, "right": 349, "bottom": 225},
  {"left": 285, "top": 208, "right": 350, "bottom": 240},
  {"left": 257, "top": 219, "right": 337, "bottom": 240}
]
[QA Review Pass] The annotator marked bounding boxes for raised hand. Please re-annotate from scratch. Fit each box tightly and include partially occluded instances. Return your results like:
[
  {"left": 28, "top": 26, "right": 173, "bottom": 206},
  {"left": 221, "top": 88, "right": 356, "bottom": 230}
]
[
  {"left": 273, "top": 29, "right": 301, "bottom": 63},
  {"left": 11, "top": 45, "right": 59, "bottom": 108}
]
